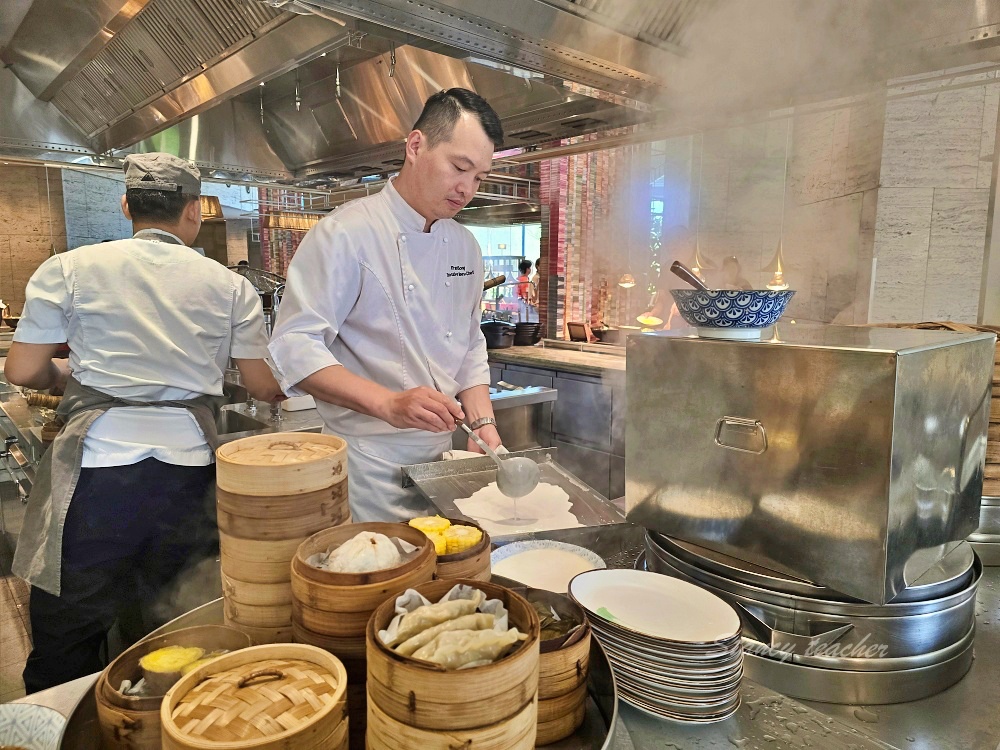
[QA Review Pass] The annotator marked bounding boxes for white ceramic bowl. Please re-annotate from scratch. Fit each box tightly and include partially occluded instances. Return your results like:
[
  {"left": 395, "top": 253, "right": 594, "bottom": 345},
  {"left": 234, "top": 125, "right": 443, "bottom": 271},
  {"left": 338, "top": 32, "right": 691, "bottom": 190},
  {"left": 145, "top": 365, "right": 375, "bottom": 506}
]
[{"left": 0, "top": 704, "right": 67, "bottom": 750}]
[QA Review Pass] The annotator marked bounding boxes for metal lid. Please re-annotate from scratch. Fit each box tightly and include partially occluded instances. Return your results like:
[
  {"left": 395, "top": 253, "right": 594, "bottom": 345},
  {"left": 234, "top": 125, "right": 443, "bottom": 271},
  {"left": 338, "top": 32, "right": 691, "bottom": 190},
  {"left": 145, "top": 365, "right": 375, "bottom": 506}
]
[{"left": 646, "top": 532, "right": 974, "bottom": 604}]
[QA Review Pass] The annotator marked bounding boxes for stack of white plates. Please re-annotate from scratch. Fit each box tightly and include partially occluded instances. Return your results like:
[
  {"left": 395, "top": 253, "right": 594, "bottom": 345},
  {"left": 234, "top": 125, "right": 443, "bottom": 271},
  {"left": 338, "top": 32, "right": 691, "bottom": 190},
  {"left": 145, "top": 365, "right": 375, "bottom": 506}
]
[{"left": 568, "top": 568, "right": 743, "bottom": 723}]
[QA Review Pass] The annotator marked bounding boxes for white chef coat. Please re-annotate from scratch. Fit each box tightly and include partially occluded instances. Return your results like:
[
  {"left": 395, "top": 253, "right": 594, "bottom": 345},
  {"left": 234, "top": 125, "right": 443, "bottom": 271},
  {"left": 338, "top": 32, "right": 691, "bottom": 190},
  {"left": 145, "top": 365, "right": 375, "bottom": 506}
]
[
  {"left": 14, "top": 230, "right": 269, "bottom": 467},
  {"left": 268, "top": 180, "right": 490, "bottom": 520}
]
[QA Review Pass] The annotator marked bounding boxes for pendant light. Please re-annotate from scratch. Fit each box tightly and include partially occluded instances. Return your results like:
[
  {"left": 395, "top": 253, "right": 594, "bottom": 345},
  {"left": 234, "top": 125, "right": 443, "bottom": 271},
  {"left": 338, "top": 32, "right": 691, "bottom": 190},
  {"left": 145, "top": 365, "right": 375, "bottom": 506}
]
[
  {"left": 688, "top": 134, "right": 714, "bottom": 282},
  {"left": 766, "top": 120, "right": 792, "bottom": 291}
]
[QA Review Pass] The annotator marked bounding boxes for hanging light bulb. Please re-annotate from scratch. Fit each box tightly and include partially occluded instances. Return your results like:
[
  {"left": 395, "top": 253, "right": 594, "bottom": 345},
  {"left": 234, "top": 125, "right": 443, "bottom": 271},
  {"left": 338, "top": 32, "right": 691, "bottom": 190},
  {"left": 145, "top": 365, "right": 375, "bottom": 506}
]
[
  {"left": 618, "top": 273, "right": 636, "bottom": 289},
  {"left": 765, "top": 240, "right": 790, "bottom": 290}
]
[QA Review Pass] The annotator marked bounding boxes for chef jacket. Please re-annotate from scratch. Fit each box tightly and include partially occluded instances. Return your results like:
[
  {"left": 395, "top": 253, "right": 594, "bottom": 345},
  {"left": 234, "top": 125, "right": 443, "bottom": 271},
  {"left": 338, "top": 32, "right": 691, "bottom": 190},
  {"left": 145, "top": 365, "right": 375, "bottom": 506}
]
[
  {"left": 14, "top": 229, "right": 268, "bottom": 466},
  {"left": 268, "top": 179, "right": 491, "bottom": 440}
]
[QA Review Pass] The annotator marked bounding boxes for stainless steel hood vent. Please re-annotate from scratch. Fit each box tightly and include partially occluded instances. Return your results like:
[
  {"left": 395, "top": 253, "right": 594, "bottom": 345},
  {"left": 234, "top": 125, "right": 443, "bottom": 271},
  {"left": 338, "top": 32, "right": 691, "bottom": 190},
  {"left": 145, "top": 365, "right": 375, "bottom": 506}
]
[{"left": 49, "top": 0, "right": 284, "bottom": 138}]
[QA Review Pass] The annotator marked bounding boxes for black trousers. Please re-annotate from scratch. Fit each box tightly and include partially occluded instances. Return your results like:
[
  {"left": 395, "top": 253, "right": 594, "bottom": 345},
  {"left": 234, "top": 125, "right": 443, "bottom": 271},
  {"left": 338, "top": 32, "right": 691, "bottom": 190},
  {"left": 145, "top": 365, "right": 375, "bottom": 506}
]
[{"left": 23, "top": 458, "right": 217, "bottom": 693}]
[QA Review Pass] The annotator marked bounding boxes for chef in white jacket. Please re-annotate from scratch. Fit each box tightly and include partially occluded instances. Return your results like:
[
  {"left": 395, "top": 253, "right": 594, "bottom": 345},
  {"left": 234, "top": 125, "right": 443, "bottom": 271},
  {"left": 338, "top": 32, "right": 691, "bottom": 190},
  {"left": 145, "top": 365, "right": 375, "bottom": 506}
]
[{"left": 268, "top": 89, "right": 504, "bottom": 522}]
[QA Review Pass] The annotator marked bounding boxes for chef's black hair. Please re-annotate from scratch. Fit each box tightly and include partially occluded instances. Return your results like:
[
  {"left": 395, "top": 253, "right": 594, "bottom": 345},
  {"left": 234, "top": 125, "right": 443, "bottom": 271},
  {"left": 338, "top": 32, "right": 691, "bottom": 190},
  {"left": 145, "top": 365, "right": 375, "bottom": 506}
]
[
  {"left": 125, "top": 188, "right": 198, "bottom": 223},
  {"left": 413, "top": 88, "right": 504, "bottom": 150}
]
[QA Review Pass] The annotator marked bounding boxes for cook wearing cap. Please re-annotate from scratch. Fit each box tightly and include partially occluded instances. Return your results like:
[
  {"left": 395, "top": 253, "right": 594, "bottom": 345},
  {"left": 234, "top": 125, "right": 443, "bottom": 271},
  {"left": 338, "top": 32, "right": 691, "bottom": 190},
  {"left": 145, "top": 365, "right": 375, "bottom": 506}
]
[{"left": 5, "top": 151, "right": 285, "bottom": 692}]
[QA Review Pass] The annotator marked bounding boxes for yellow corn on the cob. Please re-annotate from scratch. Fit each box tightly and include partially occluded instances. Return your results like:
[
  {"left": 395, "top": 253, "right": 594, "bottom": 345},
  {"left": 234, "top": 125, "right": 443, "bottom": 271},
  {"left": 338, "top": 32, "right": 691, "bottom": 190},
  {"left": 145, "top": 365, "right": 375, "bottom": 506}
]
[
  {"left": 427, "top": 531, "right": 448, "bottom": 556},
  {"left": 408, "top": 515, "right": 452, "bottom": 534},
  {"left": 443, "top": 525, "right": 483, "bottom": 554}
]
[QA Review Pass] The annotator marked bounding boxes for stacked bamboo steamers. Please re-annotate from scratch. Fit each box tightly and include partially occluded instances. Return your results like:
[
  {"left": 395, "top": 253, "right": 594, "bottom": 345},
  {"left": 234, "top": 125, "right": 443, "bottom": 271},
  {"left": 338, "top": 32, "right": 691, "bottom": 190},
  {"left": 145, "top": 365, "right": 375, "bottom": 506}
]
[{"left": 215, "top": 433, "right": 351, "bottom": 644}]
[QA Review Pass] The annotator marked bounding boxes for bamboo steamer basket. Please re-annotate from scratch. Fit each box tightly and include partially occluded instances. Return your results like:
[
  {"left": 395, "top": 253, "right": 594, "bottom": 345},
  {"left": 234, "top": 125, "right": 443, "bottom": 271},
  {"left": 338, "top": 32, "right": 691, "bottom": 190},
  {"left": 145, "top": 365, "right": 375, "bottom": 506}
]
[
  {"left": 536, "top": 699, "right": 587, "bottom": 747},
  {"left": 290, "top": 522, "right": 436, "bottom": 637},
  {"left": 223, "top": 598, "right": 292, "bottom": 629},
  {"left": 222, "top": 615, "right": 293, "bottom": 646},
  {"left": 366, "top": 578, "right": 540, "bottom": 733},
  {"left": 366, "top": 688, "right": 537, "bottom": 750},
  {"left": 221, "top": 573, "right": 292, "bottom": 607},
  {"left": 161, "top": 644, "right": 347, "bottom": 750},
  {"left": 216, "top": 433, "right": 347, "bottom": 496},
  {"left": 216, "top": 483, "right": 349, "bottom": 540},
  {"left": 433, "top": 518, "right": 492, "bottom": 581},
  {"left": 219, "top": 532, "right": 304, "bottom": 584},
  {"left": 95, "top": 626, "right": 250, "bottom": 750}
]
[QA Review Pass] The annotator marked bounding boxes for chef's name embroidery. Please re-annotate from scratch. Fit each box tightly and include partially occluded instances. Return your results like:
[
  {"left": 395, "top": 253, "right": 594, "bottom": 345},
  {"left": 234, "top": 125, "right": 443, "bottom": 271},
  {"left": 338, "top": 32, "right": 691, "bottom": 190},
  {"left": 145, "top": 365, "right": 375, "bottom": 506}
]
[{"left": 447, "top": 265, "right": 474, "bottom": 278}]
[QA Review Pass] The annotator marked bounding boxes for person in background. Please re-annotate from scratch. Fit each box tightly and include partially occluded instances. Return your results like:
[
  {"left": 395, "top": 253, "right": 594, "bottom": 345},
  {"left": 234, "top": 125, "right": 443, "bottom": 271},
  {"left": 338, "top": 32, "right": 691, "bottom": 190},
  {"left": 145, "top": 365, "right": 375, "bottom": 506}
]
[
  {"left": 716, "top": 255, "right": 752, "bottom": 290},
  {"left": 268, "top": 88, "right": 504, "bottom": 523},
  {"left": 4, "top": 153, "right": 284, "bottom": 692},
  {"left": 528, "top": 258, "right": 541, "bottom": 306},
  {"left": 516, "top": 258, "right": 534, "bottom": 322}
]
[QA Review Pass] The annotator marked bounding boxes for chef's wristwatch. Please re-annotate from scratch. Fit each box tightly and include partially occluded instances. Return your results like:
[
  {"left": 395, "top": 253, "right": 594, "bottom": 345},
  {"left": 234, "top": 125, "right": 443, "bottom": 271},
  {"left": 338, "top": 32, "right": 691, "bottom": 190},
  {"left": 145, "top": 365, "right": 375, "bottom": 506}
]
[{"left": 469, "top": 416, "right": 497, "bottom": 431}]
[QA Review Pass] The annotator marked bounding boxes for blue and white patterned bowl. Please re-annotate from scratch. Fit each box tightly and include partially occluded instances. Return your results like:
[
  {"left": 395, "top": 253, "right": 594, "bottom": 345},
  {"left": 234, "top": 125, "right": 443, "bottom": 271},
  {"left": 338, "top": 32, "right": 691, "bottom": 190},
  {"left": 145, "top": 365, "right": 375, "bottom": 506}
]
[
  {"left": 670, "top": 289, "right": 795, "bottom": 331},
  {"left": 0, "top": 703, "right": 67, "bottom": 750}
]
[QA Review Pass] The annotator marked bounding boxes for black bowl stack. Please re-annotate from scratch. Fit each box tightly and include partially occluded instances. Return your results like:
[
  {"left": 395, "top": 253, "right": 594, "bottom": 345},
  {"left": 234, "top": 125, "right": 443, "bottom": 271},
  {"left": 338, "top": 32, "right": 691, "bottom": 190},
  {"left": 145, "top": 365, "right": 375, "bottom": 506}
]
[{"left": 514, "top": 322, "right": 541, "bottom": 346}]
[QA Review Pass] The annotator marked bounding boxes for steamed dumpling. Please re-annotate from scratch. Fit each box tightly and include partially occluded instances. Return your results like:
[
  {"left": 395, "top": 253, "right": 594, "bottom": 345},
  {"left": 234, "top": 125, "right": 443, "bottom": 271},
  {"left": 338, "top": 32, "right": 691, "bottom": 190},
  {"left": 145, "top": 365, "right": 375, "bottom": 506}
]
[
  {"left": 411, "top": 627, "right": 528, "bottom": 669},
  {"left": 323, "top": 531, "right": 402, "bottom": 573},
  {"left": 395, "top": 613, "right": 495, "bottom": 656},
  {"left": 388, "top": 590, "right": 486, "bottom": 646}
]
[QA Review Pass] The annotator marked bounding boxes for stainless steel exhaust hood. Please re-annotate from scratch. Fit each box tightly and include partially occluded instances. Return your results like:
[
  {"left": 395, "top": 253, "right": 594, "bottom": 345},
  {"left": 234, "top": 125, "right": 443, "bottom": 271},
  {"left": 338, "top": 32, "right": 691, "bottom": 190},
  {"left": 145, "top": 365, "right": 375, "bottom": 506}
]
[{"left": 6, "top": 0, "right": 1000, "bottom": 195}]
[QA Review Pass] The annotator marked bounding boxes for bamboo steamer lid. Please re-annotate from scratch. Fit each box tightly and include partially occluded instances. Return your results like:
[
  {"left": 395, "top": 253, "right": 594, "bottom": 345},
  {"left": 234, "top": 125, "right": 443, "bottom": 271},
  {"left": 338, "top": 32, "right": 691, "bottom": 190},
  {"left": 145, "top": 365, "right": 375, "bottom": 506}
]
[
  {"left": 216, "top": 433, "right": 347, "bottom": 497},
  {"left": 161, "top": 644, "right": 347, "bottom": 750},
  {"left": 366, "top": 578, "right": 540, "bottom": 731},
  {"left": 366, "top": 688, "right": 537, "bottom": 750}
]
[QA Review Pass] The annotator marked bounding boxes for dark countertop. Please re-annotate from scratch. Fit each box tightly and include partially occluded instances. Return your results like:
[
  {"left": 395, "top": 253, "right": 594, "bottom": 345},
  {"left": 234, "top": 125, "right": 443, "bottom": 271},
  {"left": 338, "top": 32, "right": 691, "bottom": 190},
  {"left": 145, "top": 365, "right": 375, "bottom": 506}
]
[{"left": 488, "top": 342, "right": 626, "bottom": 377}]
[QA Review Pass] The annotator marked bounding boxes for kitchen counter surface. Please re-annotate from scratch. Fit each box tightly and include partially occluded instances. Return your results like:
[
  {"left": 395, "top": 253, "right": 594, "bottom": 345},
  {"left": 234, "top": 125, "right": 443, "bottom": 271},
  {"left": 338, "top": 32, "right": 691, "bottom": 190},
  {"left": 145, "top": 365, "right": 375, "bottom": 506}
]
[{"left": 489, "top": 341, "right": 626, "bottom": 377}]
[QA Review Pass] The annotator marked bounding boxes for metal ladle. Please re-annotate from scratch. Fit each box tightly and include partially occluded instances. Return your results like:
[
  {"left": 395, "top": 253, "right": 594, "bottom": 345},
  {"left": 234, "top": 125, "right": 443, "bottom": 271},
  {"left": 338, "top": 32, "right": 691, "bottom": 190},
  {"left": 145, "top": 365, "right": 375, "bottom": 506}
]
[
  {"left": 670, "top": 260, "right": 710, "bottom": 291},
  {"left": 456, "top": 422, "right": 540, "bottom": 499}
]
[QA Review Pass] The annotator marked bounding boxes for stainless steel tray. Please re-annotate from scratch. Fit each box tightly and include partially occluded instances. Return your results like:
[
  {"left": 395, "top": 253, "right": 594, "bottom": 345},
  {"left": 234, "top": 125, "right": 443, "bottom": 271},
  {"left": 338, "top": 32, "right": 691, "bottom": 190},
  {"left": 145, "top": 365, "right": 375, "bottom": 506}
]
[{"left": 402, "top": 447, "right": 625, "bottom": 542}]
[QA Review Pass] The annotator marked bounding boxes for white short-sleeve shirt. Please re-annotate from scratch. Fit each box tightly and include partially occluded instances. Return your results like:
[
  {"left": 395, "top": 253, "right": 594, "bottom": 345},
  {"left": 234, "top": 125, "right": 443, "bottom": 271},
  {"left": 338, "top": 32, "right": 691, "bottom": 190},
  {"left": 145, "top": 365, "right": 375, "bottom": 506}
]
[
  {"left": 268, "top": 180, "right": 490, "bottom": 440},
  {"left": 14, "top": 231, "right": 269, "bottom": 466}
]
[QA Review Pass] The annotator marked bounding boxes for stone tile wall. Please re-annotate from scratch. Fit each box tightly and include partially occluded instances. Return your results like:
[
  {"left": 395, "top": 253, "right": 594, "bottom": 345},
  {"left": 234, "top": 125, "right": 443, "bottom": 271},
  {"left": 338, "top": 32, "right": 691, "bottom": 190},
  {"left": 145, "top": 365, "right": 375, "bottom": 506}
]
[
  {"left": 0, "top": 165, "right": 67, "bottom": 312},
  {"left": 870, "top": 64, "right": 999, "bottom": 323},
  {"left": 61, "top": 168, "right": 132, "bottom": 250}
]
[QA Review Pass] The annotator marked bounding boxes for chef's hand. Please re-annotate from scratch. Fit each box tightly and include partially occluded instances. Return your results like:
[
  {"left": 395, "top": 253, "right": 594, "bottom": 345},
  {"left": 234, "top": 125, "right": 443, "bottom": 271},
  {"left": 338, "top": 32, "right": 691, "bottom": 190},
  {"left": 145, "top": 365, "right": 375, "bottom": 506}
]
[
  {"left": 467, "top": 423, "right": 501, "bottom": 454},
  {"left": 382, "top": 387, "right": 464, "bottom": 433},
  {"left": 47, "top": 359, "right": 70, "bottom": 396}
]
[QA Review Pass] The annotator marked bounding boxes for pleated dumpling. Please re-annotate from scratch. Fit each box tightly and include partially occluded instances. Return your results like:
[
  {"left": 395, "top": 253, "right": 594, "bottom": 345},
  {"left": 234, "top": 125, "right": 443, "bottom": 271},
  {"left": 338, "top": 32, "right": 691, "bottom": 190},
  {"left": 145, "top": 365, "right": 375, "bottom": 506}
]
[
  {"left": 387, "top": 589, "right": 486, "bottom": 646},
  {"left": 411, "top": 627, "right": 528, "bottom": 670},
  {"left": 395, "top": 613, "right": 496, "bottom": 656}
]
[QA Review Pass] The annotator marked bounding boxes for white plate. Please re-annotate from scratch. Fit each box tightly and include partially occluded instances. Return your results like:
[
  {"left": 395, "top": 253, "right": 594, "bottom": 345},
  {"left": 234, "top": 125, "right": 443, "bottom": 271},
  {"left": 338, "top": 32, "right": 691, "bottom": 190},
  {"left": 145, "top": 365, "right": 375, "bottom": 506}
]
[
  {"left": 569, "top": 569, "right": 741, "bottom": 643},
  {"left": 490, "top": 540, "right": 606, "bottom": 593},
  {"left": 0, "top": 704, "right": 67, "bottom": 750}
]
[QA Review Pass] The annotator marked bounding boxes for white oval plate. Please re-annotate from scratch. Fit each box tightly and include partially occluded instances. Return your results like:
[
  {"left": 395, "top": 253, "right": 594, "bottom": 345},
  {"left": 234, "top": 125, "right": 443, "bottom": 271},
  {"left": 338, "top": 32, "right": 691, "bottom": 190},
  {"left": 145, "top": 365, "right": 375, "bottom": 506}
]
[
  {"left": 490, "top": 540, "right": 606, "bottom": 593},
  {"left": 569, "top": 569, "right": 741, "bottom": 643}
]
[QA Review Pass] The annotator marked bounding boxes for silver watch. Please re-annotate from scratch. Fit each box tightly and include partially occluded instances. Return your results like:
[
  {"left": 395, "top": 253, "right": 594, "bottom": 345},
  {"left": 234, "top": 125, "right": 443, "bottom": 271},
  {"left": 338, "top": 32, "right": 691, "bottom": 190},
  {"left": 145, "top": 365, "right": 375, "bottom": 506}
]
[{"left": 468, "top": 416, "right": 497, "bottom": 431}]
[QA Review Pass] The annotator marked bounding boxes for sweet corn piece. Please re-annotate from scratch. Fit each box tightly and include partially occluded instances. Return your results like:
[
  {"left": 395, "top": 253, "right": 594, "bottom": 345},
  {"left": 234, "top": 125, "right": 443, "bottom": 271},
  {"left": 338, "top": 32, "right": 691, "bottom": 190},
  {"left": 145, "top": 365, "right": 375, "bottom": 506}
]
[
  {"left": 427, "top": 532, "right": 448, "bottom": 556},
  {"left": 409, "top": 515, "right": 452, "bottom": 535},
  {"left": 443, "top": 525, "right": 483, "bottom": 554}
]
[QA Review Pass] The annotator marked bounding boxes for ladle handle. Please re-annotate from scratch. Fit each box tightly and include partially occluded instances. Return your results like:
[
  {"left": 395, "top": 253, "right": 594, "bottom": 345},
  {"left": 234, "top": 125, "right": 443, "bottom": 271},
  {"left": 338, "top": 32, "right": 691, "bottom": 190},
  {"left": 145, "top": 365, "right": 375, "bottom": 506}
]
[
  {"left": 670, "top": 261, "right": 710, "bottom": 291},
  {"left": 458, "top": 421, "right": 503, "bottom": 464}
]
